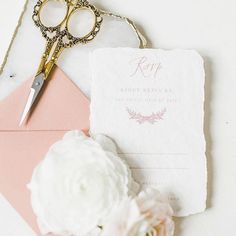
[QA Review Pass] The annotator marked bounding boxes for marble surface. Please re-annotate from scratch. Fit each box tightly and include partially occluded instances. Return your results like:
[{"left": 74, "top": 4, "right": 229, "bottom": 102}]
[
  {"left": 1, "top": 0, "right": 236, "bottom": 235},
  {"left": 0, "top": 0, "right": 142, "bottom": 100}
]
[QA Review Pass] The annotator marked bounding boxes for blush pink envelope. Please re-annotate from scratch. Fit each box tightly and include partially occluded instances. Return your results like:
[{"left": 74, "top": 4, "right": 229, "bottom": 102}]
[{"left": 0, "top": 66, "right": 90, "bottom": 235}]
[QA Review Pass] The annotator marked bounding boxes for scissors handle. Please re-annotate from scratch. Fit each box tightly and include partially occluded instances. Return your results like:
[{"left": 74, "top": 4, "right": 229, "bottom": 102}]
[
  {"left": 33, "top": 0, "right": 103, "bottom": 80},
  {"left": 33, "top": 0, "right": 103, "bottom": 48}
]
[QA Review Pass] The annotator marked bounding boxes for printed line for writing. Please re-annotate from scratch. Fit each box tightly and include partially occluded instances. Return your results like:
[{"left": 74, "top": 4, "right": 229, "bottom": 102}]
[
  {"left": 131, "top": 167, "right": 190, "bottom": 170},
  {"left": 118, "top": 153, "right": 188, "bottom": 156}
]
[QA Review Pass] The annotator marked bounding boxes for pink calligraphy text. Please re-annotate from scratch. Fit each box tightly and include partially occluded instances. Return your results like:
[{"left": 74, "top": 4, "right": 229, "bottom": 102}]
[{"left": 130, "top": 56, "right": 162, "bottom": 79}]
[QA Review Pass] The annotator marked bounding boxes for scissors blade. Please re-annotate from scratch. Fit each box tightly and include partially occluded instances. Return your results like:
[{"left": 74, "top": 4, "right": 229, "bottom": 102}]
[{"left": 19, "top": 73, "right": 45, "bottom": 126}]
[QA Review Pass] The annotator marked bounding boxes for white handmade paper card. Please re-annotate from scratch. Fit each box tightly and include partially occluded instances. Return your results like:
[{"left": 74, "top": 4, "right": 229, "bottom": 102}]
[{"left": 90, "top": 48, "right": 207, "bottom": 216}]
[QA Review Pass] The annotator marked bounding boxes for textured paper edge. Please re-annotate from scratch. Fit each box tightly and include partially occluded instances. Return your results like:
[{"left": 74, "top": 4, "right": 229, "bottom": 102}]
[{"left": 0, "top": 0, "right": 29, "bottom": 75}]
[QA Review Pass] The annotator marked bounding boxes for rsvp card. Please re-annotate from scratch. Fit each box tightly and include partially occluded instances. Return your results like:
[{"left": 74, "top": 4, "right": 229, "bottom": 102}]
[{"left": 90, "top": 48, "right": 207, "bottom": 216}]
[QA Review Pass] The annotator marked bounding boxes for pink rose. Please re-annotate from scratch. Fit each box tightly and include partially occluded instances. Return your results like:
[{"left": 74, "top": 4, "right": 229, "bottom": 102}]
[{"left": 101, "top": 188, "right": 174, "bottom": 236}]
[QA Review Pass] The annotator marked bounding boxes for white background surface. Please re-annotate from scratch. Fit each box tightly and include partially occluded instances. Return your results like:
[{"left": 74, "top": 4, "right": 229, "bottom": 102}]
[{"left": 0, "top": 0, "right": 236, "bottom": 236}]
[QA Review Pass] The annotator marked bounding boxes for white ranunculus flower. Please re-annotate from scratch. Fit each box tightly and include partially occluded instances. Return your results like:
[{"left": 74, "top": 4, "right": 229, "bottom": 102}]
[
  {"left": 101, "top": 188, "right": 174, "bottom": 236},
  {"left": 28, "top": 130, "right": 138, "bottom": 236}
]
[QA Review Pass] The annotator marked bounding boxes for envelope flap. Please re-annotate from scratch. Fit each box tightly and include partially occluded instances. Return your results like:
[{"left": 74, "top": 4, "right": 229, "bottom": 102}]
[{"left": 0, "top": 67, "right": 90, "bottom": 131}]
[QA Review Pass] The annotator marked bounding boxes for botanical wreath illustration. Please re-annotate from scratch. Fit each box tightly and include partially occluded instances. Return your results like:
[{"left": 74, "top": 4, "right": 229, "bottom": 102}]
[{"left": 126, "top": 107, "right": 167, "bottom": 124}]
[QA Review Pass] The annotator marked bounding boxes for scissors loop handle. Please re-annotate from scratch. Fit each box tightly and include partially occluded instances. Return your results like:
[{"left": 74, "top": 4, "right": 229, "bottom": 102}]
[
  {"left": 61, "top": 5, "right": 102, "bottom": 48},
  {"left": 32, "top": 0, "right": 103, "bottom": 47},
  {"left": 32, "top": 0, "right": 67, "bottom": 43}
]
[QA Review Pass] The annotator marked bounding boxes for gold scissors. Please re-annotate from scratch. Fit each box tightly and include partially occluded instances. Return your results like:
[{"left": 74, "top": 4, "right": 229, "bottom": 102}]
[{"left": 20, "top": 0, "right": 103, "bottom": 125}]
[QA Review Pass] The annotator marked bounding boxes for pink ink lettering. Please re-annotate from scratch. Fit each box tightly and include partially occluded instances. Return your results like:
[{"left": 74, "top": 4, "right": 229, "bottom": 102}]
[{"left": 130, "top": 56, "right": 162, "bottom": 79}]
